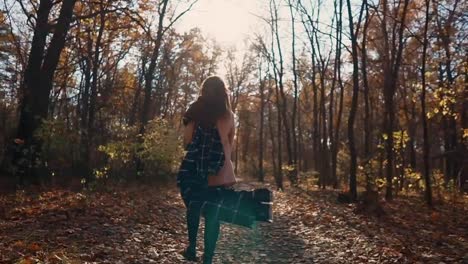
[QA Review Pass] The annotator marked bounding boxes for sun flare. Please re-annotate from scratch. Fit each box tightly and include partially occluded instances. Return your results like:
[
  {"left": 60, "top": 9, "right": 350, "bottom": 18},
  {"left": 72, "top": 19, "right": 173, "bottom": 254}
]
[{"left": 176, "top": 0, "right": 260, "bottom": 46}]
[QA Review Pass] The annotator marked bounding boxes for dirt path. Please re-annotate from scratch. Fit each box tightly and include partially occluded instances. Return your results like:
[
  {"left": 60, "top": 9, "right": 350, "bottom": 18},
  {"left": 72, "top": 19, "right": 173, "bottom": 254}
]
[
  {"left": 1, "top": 183, "right": 467, "bottom": 263},
  {"left": 214, "top": 212, "right": 310, "bottom": 263},
  {"left": 212, "top": 185, "right": 467, "bottom": 264}
]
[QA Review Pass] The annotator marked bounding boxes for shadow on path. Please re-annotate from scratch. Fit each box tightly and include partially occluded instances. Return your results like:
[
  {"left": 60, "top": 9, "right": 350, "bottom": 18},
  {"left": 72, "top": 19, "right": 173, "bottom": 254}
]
[{"left": 207, "top": 181, "right": 310, "bottom": 263}]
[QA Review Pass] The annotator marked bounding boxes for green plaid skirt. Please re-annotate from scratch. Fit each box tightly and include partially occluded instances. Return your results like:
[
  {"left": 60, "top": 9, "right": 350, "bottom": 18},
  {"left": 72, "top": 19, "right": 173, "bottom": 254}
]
[{"left": 180, "top": 185, "right": 273, "bottom": 228}]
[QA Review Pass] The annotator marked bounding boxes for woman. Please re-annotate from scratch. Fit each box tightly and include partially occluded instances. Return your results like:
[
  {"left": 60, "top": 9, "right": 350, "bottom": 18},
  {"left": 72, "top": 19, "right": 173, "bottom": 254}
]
[{"left": 177, "top": 76, "right": 237, "bottom": 264}]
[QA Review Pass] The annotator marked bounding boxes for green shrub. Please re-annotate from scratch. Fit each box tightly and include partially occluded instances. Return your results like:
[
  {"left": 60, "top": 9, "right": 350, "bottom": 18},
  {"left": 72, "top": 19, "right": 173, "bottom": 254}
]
[
  {"left": 35, "top": 119, "right": 80, "bottom": 170},
  {"left": 98, "top": 118, "right": 183, "bottom": 180},
  {"left": 138, "top": 118, "right": 184, "bottom": 178}
]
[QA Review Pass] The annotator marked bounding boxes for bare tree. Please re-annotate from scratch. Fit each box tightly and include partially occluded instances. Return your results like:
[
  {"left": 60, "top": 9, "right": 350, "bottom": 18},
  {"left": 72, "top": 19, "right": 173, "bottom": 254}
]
[
  {"left": 345, "top": 0, "right": 360, "bottom": 201},
  {"left": 15, "top": 0, "right": 78, "bottom": 182},
  {"left": 421, "top": 0, "right": 432, "bottom": 206}
]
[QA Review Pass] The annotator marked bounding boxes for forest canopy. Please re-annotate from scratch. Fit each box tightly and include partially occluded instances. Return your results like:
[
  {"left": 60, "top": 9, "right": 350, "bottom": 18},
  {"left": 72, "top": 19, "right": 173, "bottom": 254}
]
[{"left": 0, "top": 0, "right": 467, "bottom": 207}]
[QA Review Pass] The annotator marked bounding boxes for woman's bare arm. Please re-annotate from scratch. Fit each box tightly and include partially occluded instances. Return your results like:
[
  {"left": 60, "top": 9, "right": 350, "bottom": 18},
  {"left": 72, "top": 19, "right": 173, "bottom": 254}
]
[{"left": 228, "top": 114, "right": 235, "bottom": 146}]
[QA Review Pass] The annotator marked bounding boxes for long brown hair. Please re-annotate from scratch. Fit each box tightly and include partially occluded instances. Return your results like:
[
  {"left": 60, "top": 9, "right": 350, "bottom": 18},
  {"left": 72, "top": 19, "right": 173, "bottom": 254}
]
[{"left": 184, "top": 76, "right": 231, "bottom": 128}]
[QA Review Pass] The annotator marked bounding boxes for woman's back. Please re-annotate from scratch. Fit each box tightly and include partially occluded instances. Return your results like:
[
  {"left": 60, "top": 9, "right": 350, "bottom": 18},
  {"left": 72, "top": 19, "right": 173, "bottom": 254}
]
[{"left": 209, "top": 111, "right": 236, "bottom": 186}]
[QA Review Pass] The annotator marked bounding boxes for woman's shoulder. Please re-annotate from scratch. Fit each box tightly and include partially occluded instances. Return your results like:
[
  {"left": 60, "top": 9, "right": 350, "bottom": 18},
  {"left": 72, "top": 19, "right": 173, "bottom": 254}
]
[
  {"left": 223, "top": 111, "right": 235, "bottom": 122},
  {"left": 216, "top": 111, "right": 234, "bottom": 127}
]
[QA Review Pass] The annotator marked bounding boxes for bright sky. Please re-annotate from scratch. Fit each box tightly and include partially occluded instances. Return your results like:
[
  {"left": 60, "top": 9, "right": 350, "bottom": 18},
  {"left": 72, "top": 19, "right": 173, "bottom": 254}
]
[
  {"left": 174, "top": 0, "right": 344, "bottom": 77},
  {"left": 175, "top": 0, "right": 264, "bottom": 48}
]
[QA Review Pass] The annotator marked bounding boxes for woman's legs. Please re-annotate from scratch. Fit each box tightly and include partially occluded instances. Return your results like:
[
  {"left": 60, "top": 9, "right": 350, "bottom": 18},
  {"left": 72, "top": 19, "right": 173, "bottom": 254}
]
[
  {"left": 186, "top": 201, "right": 201, "bottom": 254},
  {"left": 181, "top": 186, "right": 202, "bottom": 261},
  {"left": 181, "top": 186, "right": 222, "bottom": 263},
  {"left": 203, "top": 208, "right": 220, "bottom": 263},
  {"left": 203, "top": 188, "right": 223, "bottom": 263}
]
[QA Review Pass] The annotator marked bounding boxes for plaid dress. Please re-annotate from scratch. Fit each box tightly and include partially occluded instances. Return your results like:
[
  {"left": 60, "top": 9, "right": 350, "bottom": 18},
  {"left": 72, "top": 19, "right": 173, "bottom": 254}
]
[
  {"left": 177, "top": 124, "right": 273, "bottom": 228},
  {"left": 177, "top": 124, "right": 225, "bottom": 190}
]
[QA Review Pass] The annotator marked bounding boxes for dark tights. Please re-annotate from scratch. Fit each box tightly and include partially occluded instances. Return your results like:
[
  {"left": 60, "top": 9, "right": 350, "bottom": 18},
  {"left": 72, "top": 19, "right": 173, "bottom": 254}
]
[{"left": 182, "top": 188, "right": 221, "bottom": 262}]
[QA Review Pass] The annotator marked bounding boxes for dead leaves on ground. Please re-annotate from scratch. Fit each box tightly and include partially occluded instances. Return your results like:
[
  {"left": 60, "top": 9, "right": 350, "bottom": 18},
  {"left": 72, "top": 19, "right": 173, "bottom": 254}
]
[
  {"left": 0, "top": 186, "right": 188, "bottom": 263},
  {"left": 1, "top": 183, "right": 467, "bottom": 263}
]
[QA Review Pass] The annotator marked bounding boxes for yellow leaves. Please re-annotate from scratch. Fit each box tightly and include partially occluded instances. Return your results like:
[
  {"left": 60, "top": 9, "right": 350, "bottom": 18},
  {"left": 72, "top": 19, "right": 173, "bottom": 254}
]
[
  {"left": 93, "top": 166, "right": 109, "bottom": 179},
  {"left": 463, "top": 128, "right": 468, "bottom": 139},
  {"left": 375, "top": 178, "right": 386, "bottom": 188},
  {"left": 17, "top": 257, "right": 34, "bottom": 264},
  {"left": 424, "top": 71, "right": 434, "bottom": 79},
  {"left": 0, "top": 11, "right": 6, "bottom": 24},
  {"left": 426, "top": 112, "right": 434, "bottom": 119},
  {"left": 281, "top": 164, "right": 296, "bottom": 172},
  {"left": 393, "top": 130, "right": 409, "bottom": 148},
  {"left": 430, "top": 87, "right": 458, "bottom": 118},
  {"left": 404, "top": 168, "right": 420, "bottom": 180}
]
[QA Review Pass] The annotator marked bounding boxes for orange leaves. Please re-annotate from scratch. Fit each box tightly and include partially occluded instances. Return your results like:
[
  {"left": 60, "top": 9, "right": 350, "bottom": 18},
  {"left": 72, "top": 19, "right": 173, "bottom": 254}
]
[
  {"left": 9, "top": 240, "right": 42, "bottom": 264},
  {"left": 28, "top": 243, "right": 41, "bottom": 252},
  {"left": 12, "top": 241, "right": 41, "bottom": 252},
  {"left": 12, "top": 240, "right": 25, "bottom": 249},
  {"left": 430, "top": 211, "right": 441, "bottom": 223}
]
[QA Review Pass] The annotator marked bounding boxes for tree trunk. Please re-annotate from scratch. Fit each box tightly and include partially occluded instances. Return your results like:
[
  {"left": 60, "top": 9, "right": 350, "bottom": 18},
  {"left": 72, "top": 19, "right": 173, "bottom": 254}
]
[
  {"left": 136, "top": 0, "right": 169, "bottom": 177},
  {"left": 84, "top": 1, "right": 106, "bottom": 181},
  {"left": 288, "top": 0, "right": 299, "bottom": 172},
  {"left": 346, "top": 0, "right": 359, "bottom": 201},
  {"left": 382, "top": 0, "right": 410, "bottom": 200},
  {"left": 16, "top": 0, "right": 54, "bottom": 142},
  {"left": 258, "top": 65, "right": 265, "bottom": 182},
  {"left": 421, "top": 0, "right": 432, "bottom": 206},
  {"left": 15, "top": 0, "right": 77, "bottom": 183},
  {"left": 129, "top": 56, "right": 147, "bottom": 126},
  {"left": 332, "top": 0, "right": 344, "bottom": 189},
  {"left": 268, "top": 88, "right": 281, "bottom": 189},
  {"left": 269, "top": 0, "right": 283, "bottom": 189},
  {"left": 272, "top": 0, "right": 294, "bottom": 184},
  {"left": 361, "top": 0, "right": 372, "bottom": 190},
  {"left": 140, "top": 0, "right": 169, "bottom": 132}
]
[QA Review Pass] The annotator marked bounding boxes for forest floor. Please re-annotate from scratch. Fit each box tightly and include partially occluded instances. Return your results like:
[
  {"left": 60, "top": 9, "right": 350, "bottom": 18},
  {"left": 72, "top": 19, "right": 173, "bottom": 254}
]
[{"left": 0, "top": 180, "right": 467, "bottom": 264}]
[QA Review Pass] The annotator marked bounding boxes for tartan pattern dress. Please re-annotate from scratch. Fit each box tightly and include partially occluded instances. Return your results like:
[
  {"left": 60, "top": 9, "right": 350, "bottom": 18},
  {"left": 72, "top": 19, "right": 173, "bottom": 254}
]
[
  {"left": 177, "top": 124, "right": 225, "bottom": 191},
  {"left": 177, "top": 123, "right": 273, "bottom": 228}
]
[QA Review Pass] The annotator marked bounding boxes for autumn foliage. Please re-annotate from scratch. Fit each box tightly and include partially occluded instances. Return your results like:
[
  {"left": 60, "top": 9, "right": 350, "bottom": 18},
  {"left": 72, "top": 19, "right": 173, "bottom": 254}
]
[{"left": 0, "top": 0, "right": 467, "bottom": 262}]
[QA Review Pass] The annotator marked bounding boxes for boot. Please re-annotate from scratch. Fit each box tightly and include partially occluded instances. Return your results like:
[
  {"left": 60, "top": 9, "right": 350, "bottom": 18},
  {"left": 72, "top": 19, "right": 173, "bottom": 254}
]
[
  {"left": 181, "top": 247, "right": 198, "bottom": 262},
  {"left": 202, "top": 254, "right": 213, "bottom": 264}
]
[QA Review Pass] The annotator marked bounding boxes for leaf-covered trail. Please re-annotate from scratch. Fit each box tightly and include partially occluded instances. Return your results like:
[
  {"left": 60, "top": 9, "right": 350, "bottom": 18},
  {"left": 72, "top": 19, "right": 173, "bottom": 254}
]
[
  {"left": 0, "top": 182, "right": 467, "bottom": 263},
  {"left": 215, "top": 186, "right": 468, "bottom": 264}
]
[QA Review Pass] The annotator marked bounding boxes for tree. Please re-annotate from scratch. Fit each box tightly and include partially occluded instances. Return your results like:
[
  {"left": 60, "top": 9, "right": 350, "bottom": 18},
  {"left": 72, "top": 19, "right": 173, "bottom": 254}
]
[
  {"left": 288, "top": 0, "right": 299, "bottom": 173},
  {"left": 421, "top": 0, "right": 433, "bottom": 206},
  {"left": 15, "top": 0, "right": 78, "bottom": 182},
  {"left": 345, "top": 0, "right": 360, "bottom": 201},
  {"left": 375, "top": 0, "right": 410, "bottom": 200}
]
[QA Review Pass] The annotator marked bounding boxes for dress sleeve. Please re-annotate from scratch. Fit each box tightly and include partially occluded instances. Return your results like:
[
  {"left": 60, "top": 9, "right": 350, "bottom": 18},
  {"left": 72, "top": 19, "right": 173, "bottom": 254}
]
[{"left": 183, "top": 121, "right": 195, "bottom": 147}]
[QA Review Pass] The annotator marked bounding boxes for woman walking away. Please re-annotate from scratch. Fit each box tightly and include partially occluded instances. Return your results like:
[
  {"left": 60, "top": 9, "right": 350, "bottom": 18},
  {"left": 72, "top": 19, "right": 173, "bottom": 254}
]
[{"left": 177, "top": 76, "right": 237, "bottom": 264}]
